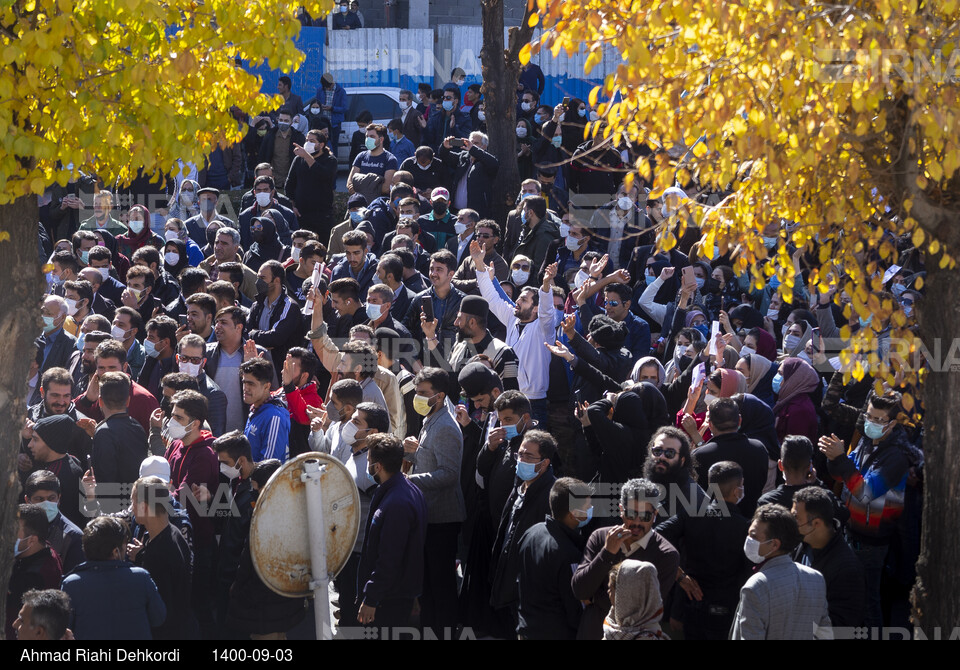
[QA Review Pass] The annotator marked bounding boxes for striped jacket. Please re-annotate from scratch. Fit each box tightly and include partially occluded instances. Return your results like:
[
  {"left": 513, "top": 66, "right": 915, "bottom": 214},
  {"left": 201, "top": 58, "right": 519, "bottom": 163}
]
[{"left": 827, "top": 425, "right": 911, "bottom": 541}]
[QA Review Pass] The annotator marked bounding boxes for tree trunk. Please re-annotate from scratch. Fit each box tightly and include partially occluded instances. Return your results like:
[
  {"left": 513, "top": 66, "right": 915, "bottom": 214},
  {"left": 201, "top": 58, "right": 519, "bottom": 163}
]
[
  {"left": 0, "top": 196, "right": 44, "bottom": 639},
  {"left": 480, "top": 0, "right": 535, "bottom": 224},
  {"left": 911, "top": 257, "right": 960, "bottom": 637}
]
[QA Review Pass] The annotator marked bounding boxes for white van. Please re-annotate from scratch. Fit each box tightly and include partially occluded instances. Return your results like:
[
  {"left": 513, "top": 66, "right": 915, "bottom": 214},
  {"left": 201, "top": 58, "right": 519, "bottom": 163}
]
[{"left": 337, "top": 87, "right": 401, "bottom": 166}]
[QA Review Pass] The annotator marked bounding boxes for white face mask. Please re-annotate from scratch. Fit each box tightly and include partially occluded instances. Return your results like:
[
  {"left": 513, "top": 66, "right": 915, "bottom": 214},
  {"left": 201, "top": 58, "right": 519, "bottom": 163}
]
[
  {"left": 558, "top": 223, "right": 570, "bottom": 238},
  {"left": 739, "top": 345, "right": 756, "bottom": 357},
  {"left": 516, "top": 126, "right": 528, "bottom": 138},
  {"left": 744, "top": 536, "right": 773, "bottom": 564},
  {"left": 512, "top": 269, "right": 530, "bottom": 285},
  {"left": 310, "top": 106, "right": 321, "bottom": 115},
  {"left": 478, "top": 111, "right": 486, "bottom": 122},
  {"left": 675, "top": 344, "right": 689, "bottom": 358},
  {"left": 565, "top": 236, "right": 582, "bottom": 251},
  {"left": 255, "top": 192, "right": 271, "bottom": 207},
  {"left": 341, "top": 420, "right": 362, "bottom": 446},
  {"left": 783, "top": 334, "right": 801, "bottom": 352},
  {"left": 303, "top": 141, "right": 317, "bottom": 154},
  {"left": 291, "top": 246, "right": 302, "bottom": 262},
  {"left": 454, "top": 222, "right": 468, "bottom": 235},
  {"left": 179, "top": 361, "right": 202, "bottom": 377},
  {"left": 166, "top": 417, "right": 191, "bottom": 441},
  {"left": 220, "top": 461, "right": 240, "bottom": 480},
  {"left": 400, "top": 100, "right": 412, "bottom": 110},
  {"left": 98, "top": 267, "right": 111, "bottom": 281},
  {"left": 111, "top": 325, "right": 128, "bottom": 340},
  {"left": 574, "top": 269, "right": 589, "bottom": 289},
  {"left": 164, "top": 229, "right": 180, "bottom": 242},
  {"left": 65, "top": 298, "right": 79, "bottom": 316},
  {"left": 164, "top": 252, "right": 180, "bottom": 266},
  {"left": 617, "top": 196, "right": 633, "bottom": 211},
  {"left": 703, "top": 392, "right": 718, "bottom": 406}
]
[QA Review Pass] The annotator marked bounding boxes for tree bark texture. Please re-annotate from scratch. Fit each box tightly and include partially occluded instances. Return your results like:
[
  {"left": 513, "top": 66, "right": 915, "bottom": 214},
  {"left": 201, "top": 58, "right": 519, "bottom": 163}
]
[
  {"left": 480, "top": 0, "right": 535, "bottom": 224},
  {"left": 911, "top": 257, "right": 960, "bottom": 636},
  {"left": 0, "top": 196, "right": 45, "bottom": 639}
]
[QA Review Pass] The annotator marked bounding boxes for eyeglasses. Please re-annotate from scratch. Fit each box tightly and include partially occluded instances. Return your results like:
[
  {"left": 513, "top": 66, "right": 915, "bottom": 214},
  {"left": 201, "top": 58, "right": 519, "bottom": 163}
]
[
  {"left": 604, "top": 300, "right": 621, "bottom": 308},
  {"left": 864, "top": 414, "right": 891, "bottom": 425},
  {"left": 622, "top": 510, "right": 656, "bottom": 522},
  {"left": 900, "top": 299, "right": 914, "bottom": 307},
  {"left": 513, "top": 264, "right": 531, "bottom": 272},
  {"left": 651, "top": 447, "right": 678, "bottom": 459},
  {"left": 475, "top": 233, "right": 494, "bottom": 239},
  {"left": 512, "top": 451, "right": 542, "bottom": 464},
  {"left": 179, "top": 355, "right": 203, "bottom": 365}
]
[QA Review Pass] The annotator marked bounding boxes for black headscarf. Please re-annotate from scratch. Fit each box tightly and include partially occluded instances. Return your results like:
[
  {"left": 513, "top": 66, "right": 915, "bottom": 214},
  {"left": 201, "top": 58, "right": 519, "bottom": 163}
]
[
  {"left": 734, "top": 392, "right": 780, "bottom": 460},
  {"left": 163, "top": 238, "right": 189, "bottom": 278}
]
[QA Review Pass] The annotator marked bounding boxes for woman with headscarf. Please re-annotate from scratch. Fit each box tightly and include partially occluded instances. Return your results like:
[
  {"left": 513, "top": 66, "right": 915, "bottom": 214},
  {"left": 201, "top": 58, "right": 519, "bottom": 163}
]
[
  {"left": 742, "top": 326, "right": 778, "bottom": 362},
  {"left": 163, "top": 217, "right": 205, "bottom": 266},
  {"left": 629, "top": 356, "right": 665, "bottom": 389},
  {"left": 243, "top": 215, "right": 286, "bottom": 271},
  {"left": 167, "top": 178, "right": 200, "bottom": 222},
  {"left": 677, "top": 367, "right": 747, "bottom": 446},
  {"left": 780, "top": 319, "right": 813, "bottom": 359},
  {"left": 515, "top": 117, "right": 535, "bottom": 181},
  {"left": 162, "top": 238, "right": 189, "bottom": 279},
  {"left": 772, "top": 357, "right": 821, "bottom": 443},
  {"left": 117, "top": 205, "right": 164, "bottom": 260},
  {"left": 735, "top": 353, "right": 778, "bottom": 407},
  {"left": 733, "top": 391, "right": 782, "bottom": 492},
  {"left": 603, "top": 560, "right": 667, "bottom": 640}
]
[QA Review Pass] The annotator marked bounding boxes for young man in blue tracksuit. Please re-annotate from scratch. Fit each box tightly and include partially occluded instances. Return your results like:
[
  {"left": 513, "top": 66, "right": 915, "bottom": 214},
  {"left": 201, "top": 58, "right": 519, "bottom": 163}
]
[{"left": 240, "top": 357, "right": 290, "bottom": 461}]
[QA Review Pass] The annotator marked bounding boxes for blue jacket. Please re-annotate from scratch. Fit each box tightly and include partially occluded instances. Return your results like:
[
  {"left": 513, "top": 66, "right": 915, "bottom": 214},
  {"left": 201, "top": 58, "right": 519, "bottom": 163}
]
[
  {"left": 330, "top": 252, "right": 379, "bottom": 300},
  {"left": 61, "top": 560, "right": 166, "bottom": 640},
  {"left": 316, "top": 84, "right": 348, "bottom": 127},
  {"left": 390, "top": 136, "right": 416, "bottom": 166},
  {"left": 244, "top": 397, "right": 291, "bottom": 461},
  {"left": 621, "top": 310, "right": 651, "bottom": 361},
  {"left": 424, "top": 109, "right": 472, "bottom": 151},
  {"left": 358, "top": 473, "right": 428, "bottom": 607}
]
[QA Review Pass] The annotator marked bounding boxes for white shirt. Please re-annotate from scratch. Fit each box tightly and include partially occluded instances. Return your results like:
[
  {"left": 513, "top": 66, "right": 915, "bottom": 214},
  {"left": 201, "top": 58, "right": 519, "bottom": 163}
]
[{"left": 476, "top": 268, "right": 554, "bottom": 399}]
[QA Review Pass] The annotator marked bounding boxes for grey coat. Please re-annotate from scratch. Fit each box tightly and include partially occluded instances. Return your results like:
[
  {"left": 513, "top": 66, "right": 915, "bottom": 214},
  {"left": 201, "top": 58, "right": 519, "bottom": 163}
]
[{"left": 408, "top": 402, "right": 466, "bottom": 524}]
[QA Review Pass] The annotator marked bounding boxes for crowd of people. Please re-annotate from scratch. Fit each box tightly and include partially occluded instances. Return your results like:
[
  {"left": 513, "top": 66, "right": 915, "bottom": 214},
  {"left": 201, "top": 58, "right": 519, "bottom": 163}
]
[{"left": 12, "top": 64, "right": 927, "bottom": 642}]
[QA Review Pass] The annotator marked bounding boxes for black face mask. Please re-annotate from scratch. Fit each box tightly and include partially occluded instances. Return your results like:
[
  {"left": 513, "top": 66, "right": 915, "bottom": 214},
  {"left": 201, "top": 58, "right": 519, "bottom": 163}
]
[
  {"left": 252, "top": 230, "right": 264, "bottom": 243},
  {"left": 256, "top": 278, "right": 269, "bottom": 295},
  {"left": 206, "top": 229, "right": 218, "bottom": 246},
  {"left": 433, "top": 203, "right": 448, "bottom": 217},
  {"left": 160, "top": 397, "right": 172, "bottom": 418}
]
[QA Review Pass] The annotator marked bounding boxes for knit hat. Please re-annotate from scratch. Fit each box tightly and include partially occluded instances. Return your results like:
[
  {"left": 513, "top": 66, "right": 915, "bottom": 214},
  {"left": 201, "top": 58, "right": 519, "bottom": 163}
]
[
  {"left": 457, "top": 362, "right": 501, "bottom": 397},
  {"left": 139, "top": 456, "right": 171, "bottom": 484},
  {"left": 355, "top": 220, "right": 375, "bottom": 238},
  {"left": 588, "top": 314, "right": 626, "bottom": 350},
  {"left": 32, "top": 415, "right": 78, "bottom": 455},
  {"left": 459, "top": 295, "right": 489, "bottom": 320}
]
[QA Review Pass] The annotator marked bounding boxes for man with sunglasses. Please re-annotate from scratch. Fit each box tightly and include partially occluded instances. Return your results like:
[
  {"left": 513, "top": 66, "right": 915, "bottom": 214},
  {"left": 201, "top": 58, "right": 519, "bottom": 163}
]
[
  {"left": 571, "top": 478, "right": 679, "bottom": 639},
  {"left": 642, "top": 426, "right": 707, "bottom": 521},
  {"left": 452, "top": 220, "right": 509, "bottom": 295},
  {"left": 599, "top": 282, "right": 650, "bottom": 360}
]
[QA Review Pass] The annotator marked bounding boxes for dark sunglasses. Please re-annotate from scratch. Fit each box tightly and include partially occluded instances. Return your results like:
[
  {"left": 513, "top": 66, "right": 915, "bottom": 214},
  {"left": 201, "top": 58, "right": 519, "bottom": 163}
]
[
  {"left": 604, "top": 300, "right": 621, "bottom": 307},
  {"left": 623, "top": 510, "right": 655, "bottom": 522},
  {"left": 651, "top": 447, "right": 678, "bottom": 459}
]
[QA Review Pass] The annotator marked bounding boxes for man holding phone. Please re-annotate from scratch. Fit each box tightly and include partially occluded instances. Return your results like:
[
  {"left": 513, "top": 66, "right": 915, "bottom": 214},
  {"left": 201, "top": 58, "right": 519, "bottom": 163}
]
[
  {"left": 438, "top": 131, "right": 500, "bottom": 220},
  {"left": 405, "top": 250, "right": 465, "bottom": 362}
]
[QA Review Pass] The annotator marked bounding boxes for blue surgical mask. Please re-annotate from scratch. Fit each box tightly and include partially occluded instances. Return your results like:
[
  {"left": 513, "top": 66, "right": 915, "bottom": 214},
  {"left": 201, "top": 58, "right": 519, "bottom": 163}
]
[
  {"left": 38, "top": 500, "right": 59, "bottom": 523},
  {"left": 645, "top": 274, "right": 656, "bottom": 285},
  {"left": 79, "top": 250, "right": 89, "bottom": 265},
  {"left": 772, "top": 373, "right": 783, "bottom": 394},
  {"left": 577, "top": 506, "right": 594, "bottom": 528},
  {"left": 891, "top": 284, "right": 906, "bottom": 297},
  {"left": 442, "top": 100, "right": 454, "bottom": 111},
  {"left": 520, "top": 209, "right": 528, "bottom": 224},
  {"left": 693, "top": 323, "right": 710, "bottom": 339},
  {"left": 694, "top": 277, "right": 705, "bottom": 290},
  {"left": 365, "top": 137, "right": 377, "bottom": 151},
  {"left": 503, "top": 420, "right": 522, "bottom": 441},
  {"left": 553, "top": 308, "right": 565, "bottom": 329},
  {"left": 534, "top": 113, "right": 546, "bottom": 124},
  {"left": 859, "top": 315, "right": 873, "bottom": 329},
  {"left": 578, "top": 108, "right": 587, "bottom": 118},
  {"left": 76, "top": 333, "right": 85, "bottom": 351},
  {"left": 769, "top": 276, "right": 781, "bottom": 289},
  {"left": 863, "top": 419, "right": 887, "bottom": 441},
  {"left": 349, "top": 210, "right": 364, "bottom": 223},
  {"left": 762, "top": 236, "right": 778, "bottom": 248},
  {"left": 903, "top": 305, "right": 913, "bottom": 318},
  {"left": 42, "top": 315, "right": 57, "bottom": 333},
  {"left": 516, "top": 460, "right": 540, "bottom": 481},
  {"left": 551, "top": 135, "right": 562, "bottom": 148},
  {"left": 366, "top": 303, "right": 383, "bottom": 320}
]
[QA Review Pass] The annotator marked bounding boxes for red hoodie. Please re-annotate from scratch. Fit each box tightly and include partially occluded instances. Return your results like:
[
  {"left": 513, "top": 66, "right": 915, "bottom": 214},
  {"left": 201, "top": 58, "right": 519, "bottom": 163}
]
[
  {"left": 275, "top": 381, "right": 323, "bottom": 426},
  {"left": 164, "top": 430, "right": 219, "bottom": 549}
]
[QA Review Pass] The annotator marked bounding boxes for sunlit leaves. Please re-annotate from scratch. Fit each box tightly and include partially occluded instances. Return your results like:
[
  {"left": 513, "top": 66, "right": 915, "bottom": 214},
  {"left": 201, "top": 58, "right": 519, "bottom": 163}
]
[{"left": 0, "top": 0, "right": 336, "bottom": 200}]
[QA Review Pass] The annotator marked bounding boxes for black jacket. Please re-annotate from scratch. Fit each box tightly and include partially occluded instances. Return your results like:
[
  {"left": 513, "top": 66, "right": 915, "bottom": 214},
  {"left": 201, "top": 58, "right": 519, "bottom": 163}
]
[
  {"left": 256, "top": 127, "right": 306, "bottom": 177},
  {"left": 246, "top": 288, "right": 303, "bottom": 367},
  {"left": 92, "top": 412, "right": 148, "bottom": 505},
  {"left": 489, "top": 467, "right": 556, "bottom": 609},
  {"left": 285, "top": 151, "right": 338, "bottom": 225},
  {"left": 517, "top": 515, "right": 586, "bottom": 639},
  {"left": 91, "top": 291, "right": 117, "bottom": 323},
  {"left": 399, "top": 156, "right": 449, "bottom": 194},
  {"left": 389, "top": 283, "right": 419, "bottom": 323},
  {"left": 568, "top": 332, "right": 633, "bottom": 403},
  {"left": 437, "top": 144, "right": 500, "bottom": 220},
  {"left": 217, "top": 477, "right": 255, "bottom": 595},
  {"left": 694, "top": 432, "right": 771, "bottom": 517},
  {"left": 404, "top": 285, "right": 465, "bottom": 358},
  {"left": 794, "top": 528, "right": 866, "bottom": 626},
  {"left": 38, "top": 328, "right": 76, "bottom": 376},
  {"left": 658, "top": 499, "right": 752, "bottom": 608}
]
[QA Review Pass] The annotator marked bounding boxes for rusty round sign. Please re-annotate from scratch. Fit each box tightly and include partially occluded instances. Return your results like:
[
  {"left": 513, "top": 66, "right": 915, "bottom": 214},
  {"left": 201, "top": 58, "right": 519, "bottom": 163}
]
[{"left": 250, "top": 452, "right": 361, "bottom": 598}]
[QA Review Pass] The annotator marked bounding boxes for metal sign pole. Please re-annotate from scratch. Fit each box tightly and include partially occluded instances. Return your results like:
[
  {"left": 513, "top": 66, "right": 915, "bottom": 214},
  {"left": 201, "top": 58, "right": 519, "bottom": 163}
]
[{"left": 301, "top": 459, "right": 332, "bottom": 641}]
